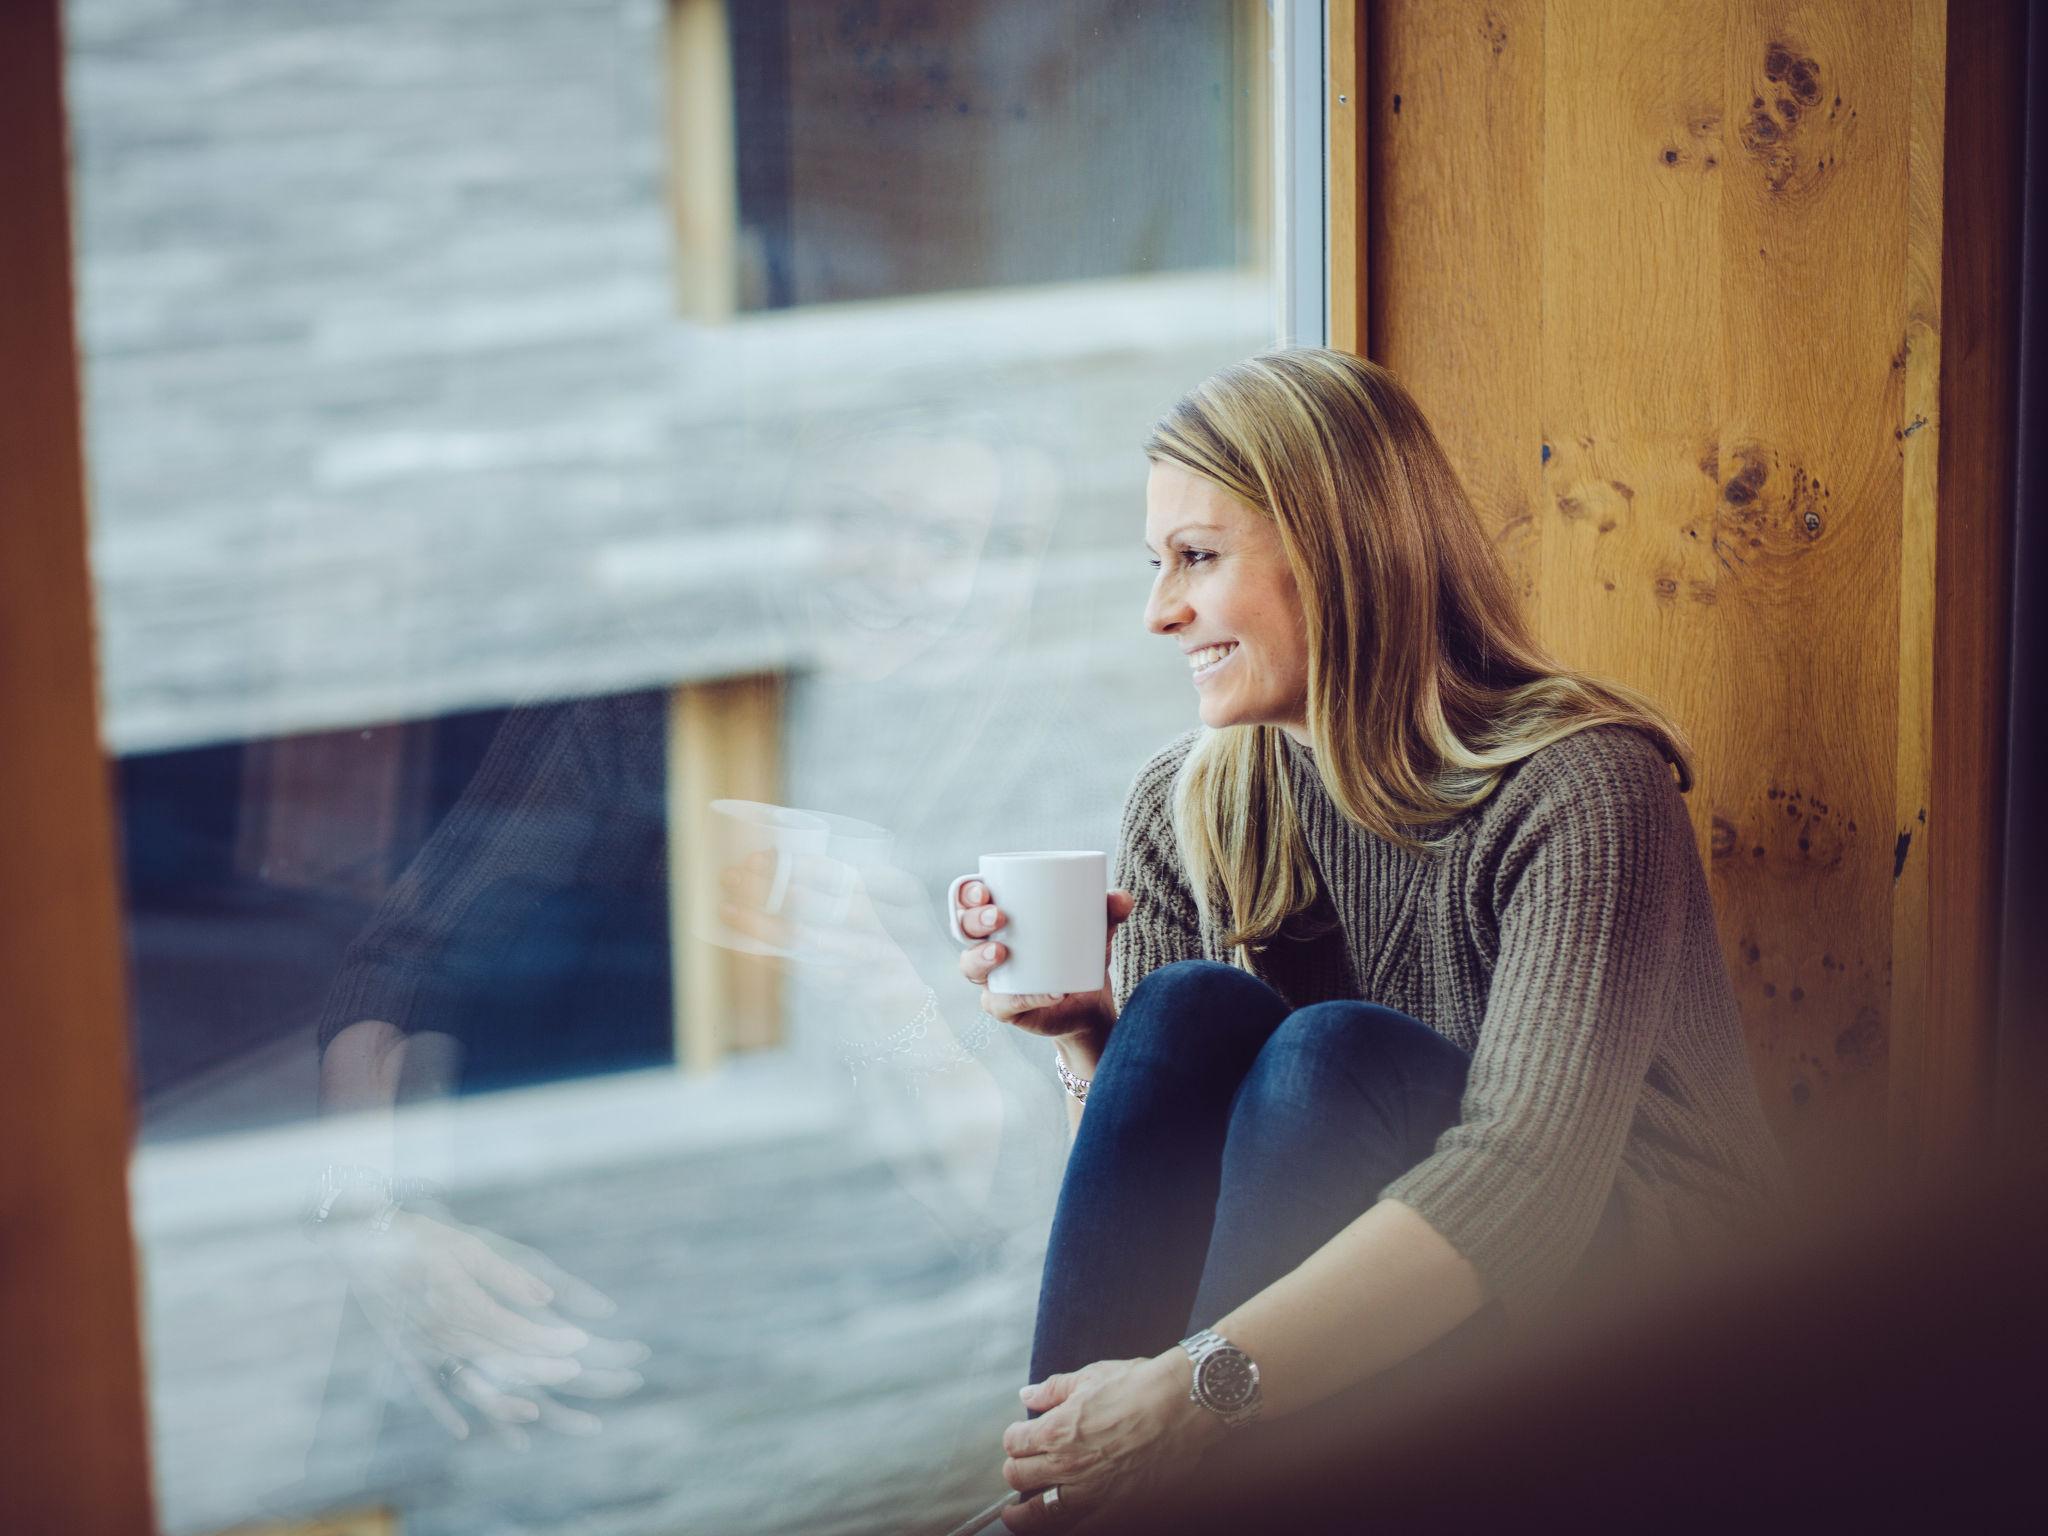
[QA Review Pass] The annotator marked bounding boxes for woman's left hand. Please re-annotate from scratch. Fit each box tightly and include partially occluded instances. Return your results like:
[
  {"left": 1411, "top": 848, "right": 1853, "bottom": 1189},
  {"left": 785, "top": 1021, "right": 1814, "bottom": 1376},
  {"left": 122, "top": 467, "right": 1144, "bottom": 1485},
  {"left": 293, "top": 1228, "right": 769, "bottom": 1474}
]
[{"left": 998, "top": 1353, "right": 1226, "bottom": 1531}]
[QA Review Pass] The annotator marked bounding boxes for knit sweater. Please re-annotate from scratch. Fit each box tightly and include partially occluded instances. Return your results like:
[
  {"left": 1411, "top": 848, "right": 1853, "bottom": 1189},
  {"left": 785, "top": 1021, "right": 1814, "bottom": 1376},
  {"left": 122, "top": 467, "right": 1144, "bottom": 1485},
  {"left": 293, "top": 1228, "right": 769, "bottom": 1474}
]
[{"left": 1108, "top": 723, "right": 1793, "bottom": 1322}]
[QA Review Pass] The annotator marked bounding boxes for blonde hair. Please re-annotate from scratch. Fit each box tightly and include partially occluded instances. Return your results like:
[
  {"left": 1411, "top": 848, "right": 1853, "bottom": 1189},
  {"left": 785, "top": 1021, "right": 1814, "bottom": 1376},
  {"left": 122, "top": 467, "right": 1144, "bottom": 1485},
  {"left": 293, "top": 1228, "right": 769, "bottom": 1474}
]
[{"left": 1143, "top": 347, "right": 1695, "bottom": 969}]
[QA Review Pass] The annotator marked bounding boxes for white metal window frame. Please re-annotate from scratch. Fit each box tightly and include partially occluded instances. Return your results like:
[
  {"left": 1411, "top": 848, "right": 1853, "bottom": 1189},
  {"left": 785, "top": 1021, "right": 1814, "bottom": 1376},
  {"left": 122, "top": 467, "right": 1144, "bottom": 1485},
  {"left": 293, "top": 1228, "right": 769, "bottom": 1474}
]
[{"left": 1276, "top": 0, "right": 1330, "bottom": 348}]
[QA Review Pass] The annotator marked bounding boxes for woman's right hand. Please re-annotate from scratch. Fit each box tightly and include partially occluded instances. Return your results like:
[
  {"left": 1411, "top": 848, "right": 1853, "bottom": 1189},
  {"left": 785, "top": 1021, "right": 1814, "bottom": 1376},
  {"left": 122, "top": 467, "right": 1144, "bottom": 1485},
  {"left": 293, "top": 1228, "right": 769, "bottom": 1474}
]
[{"left": 951, "top": 881, "right": 1136, "bottom": 1060}]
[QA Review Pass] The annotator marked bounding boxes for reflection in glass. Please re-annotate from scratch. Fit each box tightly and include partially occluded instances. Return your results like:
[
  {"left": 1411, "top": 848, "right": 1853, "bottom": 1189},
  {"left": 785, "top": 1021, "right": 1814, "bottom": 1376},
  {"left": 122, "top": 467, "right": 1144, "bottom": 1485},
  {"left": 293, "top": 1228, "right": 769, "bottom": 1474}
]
[{"left": 75, "top": 1, "right": 1278, "bottom": 1530}]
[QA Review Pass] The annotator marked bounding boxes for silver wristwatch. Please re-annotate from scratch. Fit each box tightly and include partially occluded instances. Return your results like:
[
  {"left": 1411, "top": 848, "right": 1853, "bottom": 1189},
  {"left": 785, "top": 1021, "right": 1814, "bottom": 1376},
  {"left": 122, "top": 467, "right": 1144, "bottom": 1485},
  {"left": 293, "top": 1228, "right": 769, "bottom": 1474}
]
[{"left": 1179, "top": 1328, "right": 1262, "bottom": 1428}]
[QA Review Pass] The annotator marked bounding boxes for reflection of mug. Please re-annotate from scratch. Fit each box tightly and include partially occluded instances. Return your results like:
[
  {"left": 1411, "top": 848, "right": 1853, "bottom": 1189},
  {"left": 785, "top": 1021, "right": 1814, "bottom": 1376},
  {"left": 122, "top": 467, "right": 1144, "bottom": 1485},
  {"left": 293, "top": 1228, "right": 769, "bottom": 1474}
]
[
  {"left": 785, "top": 808, "right": 894, "bottom": 925},
  {"left": 947, "top": 851, "right": 1107, "bottom": 995},
  {"left": 698, "top": 800, "right": 831, "bottom": 957}
]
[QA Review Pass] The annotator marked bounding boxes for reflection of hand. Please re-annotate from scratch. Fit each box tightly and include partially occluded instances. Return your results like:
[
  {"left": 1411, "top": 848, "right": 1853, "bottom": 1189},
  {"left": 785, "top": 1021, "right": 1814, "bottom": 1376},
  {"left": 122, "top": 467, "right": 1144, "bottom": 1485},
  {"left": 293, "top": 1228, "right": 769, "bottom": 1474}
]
[
  {"left": 320, "top": 1208, "right": 648, "bottom": 1447},
  {"left": 718, "top": 850, "right": 924, "bottom": 981}
]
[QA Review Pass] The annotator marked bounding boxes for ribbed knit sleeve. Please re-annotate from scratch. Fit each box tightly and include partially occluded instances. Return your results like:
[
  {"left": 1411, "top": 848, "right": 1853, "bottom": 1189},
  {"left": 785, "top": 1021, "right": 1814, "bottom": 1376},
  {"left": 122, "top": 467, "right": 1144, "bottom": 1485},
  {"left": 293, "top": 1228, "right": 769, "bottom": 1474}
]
[
  {"left": 1377, "top": 730, "right": 1690, "bottom": 1320},
  {"left": 1108, "top": 730, "right": 1209, "bottom": 1020}
]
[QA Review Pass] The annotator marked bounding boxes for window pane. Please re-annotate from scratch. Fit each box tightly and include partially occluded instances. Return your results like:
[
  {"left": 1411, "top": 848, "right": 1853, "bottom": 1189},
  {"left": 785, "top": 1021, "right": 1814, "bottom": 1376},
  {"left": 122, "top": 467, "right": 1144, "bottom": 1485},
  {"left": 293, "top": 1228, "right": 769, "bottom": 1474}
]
[{"left": 67, "top": 1, "right": 1282, "bottom": 1530}]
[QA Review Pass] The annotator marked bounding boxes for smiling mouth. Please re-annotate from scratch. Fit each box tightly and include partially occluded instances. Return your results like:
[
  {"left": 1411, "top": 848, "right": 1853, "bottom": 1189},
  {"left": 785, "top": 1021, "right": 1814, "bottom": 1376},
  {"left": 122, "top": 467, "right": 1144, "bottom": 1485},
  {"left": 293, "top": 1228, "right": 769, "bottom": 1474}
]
[{"left": 1189, "top": 642, "right": 1239, "bottom": 682}]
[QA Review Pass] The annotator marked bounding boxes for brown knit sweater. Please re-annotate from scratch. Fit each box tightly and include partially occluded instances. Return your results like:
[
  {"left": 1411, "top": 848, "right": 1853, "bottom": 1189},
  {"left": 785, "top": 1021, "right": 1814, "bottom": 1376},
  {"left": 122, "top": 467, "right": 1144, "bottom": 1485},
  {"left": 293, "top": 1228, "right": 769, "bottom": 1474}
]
[{"left": 1108, "top": 723, "right": 1792, "bottom": 1322}]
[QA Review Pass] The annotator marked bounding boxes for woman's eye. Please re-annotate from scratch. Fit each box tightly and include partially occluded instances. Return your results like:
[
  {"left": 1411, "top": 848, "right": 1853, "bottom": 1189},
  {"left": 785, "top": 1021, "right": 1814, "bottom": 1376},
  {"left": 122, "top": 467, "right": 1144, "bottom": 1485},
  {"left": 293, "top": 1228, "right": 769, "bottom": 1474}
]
[{"left": 1146, "top": 550, "right": 1214, "bottom": 569}]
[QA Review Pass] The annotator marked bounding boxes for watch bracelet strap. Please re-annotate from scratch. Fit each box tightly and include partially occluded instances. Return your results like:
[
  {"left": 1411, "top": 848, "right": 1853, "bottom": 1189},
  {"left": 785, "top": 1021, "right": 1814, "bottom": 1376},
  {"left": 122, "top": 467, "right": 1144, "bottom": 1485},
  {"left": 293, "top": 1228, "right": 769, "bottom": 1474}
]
[{"left": 1180, "top": 1328, "right": 1262, "bottom": 1426}]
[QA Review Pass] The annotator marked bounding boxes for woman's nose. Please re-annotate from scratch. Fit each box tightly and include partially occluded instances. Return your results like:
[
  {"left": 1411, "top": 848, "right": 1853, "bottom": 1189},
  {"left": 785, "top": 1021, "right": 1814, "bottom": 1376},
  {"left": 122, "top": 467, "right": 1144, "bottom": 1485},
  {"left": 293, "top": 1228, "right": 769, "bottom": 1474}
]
[{"left": 1144, "top": 581, "right": 1189, "bottom": 635}]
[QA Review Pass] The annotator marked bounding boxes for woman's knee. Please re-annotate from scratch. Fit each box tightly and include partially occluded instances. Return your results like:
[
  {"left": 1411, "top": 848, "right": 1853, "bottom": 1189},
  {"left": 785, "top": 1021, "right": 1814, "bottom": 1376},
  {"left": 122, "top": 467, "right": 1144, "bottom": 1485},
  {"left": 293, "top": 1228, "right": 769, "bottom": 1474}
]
[
  {"left": 1108, "top": 960, "right": 1288, "bottom": 1073},
  {"left": 1239, "top": 1000, "right": 1470, "bottom": 1112}
]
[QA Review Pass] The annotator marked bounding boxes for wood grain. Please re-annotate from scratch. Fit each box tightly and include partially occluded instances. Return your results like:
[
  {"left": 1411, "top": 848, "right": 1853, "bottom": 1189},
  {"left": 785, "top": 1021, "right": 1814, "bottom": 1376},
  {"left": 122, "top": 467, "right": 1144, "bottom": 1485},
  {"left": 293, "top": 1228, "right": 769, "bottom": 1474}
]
[
  {"left": 1354, "top": 0, "right": 2021, "bottom": 1193},
  {"left": 1330, "top": 0, "right": 1369, "bottom": 353},
  {"left": 0, "top": 1, "right": 156, "bottom": 1529}
]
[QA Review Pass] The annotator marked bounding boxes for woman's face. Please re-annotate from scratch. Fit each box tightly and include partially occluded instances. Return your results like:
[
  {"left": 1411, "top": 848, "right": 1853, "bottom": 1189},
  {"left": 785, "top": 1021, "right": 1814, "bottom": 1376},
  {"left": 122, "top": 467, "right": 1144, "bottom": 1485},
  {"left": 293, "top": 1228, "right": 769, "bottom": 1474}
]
[{"left": 1143, "top": 462, "right": 1311, "bottom": 743}]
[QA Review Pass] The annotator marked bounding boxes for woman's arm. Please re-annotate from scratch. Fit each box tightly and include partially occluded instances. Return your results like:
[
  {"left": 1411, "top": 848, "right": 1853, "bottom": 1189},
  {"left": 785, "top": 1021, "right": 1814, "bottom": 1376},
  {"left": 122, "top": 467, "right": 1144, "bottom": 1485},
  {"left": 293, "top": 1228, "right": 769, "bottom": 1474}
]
[{"left": 1191, "top": 1196, "right": 1484, "bottom": 1417}]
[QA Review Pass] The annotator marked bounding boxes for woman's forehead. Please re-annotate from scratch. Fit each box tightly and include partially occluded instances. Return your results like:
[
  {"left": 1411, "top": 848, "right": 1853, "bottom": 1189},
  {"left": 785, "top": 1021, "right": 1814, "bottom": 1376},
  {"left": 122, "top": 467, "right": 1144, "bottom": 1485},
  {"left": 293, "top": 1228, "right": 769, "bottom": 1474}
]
[{"left": 1146, "top": 463, "right": 1258, "bottom": 532}]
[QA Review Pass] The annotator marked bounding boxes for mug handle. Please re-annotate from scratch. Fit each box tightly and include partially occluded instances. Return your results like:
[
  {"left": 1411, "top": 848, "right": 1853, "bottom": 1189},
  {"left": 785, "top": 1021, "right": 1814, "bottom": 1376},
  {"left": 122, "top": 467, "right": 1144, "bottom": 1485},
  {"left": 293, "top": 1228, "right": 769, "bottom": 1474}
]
[{"left": 945, "top": 872, "right": 981, "bottom": 945}]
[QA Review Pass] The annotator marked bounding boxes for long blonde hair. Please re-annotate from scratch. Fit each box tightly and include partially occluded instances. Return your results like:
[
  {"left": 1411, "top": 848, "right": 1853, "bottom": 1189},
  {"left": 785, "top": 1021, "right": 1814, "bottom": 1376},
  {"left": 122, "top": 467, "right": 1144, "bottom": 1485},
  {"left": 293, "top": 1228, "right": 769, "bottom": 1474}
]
[{"left": 1144, "top": 347, "right": 1695, "bottom": 968}]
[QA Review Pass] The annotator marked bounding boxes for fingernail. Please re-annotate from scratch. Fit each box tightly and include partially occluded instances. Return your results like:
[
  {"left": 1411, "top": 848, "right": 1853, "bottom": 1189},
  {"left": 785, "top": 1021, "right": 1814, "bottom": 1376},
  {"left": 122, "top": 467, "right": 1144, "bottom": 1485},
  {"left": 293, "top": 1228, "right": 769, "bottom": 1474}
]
[
  {"left": 983, "top": 944, "right": 999, "bottom": 960},
  {"left": 528, "top": 1282, "right": 555, "bottom": 1305},
  {"left": 1018, "top": 1386, "right": 1033, "bottom": 1401},
  {"left": 966, "top": 882, "right": 983, "bottom": 903}
]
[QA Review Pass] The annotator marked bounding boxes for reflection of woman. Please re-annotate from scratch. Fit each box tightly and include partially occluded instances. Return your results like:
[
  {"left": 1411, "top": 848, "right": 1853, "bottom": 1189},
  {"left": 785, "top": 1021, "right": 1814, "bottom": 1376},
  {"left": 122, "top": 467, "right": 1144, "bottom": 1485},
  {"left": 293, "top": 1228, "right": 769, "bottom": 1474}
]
[
  {"left": 303, "top": 403, "right": 1068, "bottom": 1472},
  {"left": 949, "top": 348, "right": 1792, "bottom": 1532}
]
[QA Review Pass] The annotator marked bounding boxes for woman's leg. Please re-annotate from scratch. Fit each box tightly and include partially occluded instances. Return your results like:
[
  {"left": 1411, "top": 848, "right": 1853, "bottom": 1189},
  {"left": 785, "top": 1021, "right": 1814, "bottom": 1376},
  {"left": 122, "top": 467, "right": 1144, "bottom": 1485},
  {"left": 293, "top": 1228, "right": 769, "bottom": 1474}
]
[
  {"left": 1028, "top": 960, "right": 1292, "bottom": 1384},
  {"left": 1186, "top": 998, "right": 1472, "bottom": 1329}
]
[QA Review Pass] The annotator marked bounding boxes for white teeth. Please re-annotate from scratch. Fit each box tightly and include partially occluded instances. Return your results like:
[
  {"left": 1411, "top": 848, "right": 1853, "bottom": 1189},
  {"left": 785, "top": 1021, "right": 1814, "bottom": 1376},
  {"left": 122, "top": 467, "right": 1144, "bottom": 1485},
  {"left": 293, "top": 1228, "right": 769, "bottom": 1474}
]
[{"left": 1188, "top": 642, "right": 1238, "bottom": 670}]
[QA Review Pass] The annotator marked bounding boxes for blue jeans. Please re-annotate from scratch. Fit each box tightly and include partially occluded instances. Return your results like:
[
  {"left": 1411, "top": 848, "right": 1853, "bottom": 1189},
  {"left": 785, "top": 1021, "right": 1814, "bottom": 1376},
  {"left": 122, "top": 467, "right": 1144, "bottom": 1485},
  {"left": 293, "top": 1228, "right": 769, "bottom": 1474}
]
[{"left": 1029, "top": 960, "right": 1483, "bottom": 1385}]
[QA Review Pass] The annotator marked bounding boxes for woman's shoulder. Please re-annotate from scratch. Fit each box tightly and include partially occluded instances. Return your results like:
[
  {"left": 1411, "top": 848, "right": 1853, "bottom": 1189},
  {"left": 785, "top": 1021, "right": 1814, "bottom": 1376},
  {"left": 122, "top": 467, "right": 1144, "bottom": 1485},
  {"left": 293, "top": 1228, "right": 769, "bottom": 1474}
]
[
  {"left": 1115, "top": 728, "right": 1204, "bottom": 846},
  {"left": 1130, "top": 726, "right": 1205, "bottom": 791},
  {"left": 1478, "top": 722, "right": 1685, "bottom": 838}
]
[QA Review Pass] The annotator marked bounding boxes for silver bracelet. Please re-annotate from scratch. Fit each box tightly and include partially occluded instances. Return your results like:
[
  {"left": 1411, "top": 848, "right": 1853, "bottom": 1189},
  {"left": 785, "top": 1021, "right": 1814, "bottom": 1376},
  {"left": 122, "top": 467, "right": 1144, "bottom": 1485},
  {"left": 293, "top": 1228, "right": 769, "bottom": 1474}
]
[
  {"left": 1053, "top": 1046, "right": 1091, "bottom": 1103},
  {"left": 838, "top": 987, "right": 994, "bottom": 1093},
  {"left": 300, "top": 1164, "right": 448, "bottom": 1241}
]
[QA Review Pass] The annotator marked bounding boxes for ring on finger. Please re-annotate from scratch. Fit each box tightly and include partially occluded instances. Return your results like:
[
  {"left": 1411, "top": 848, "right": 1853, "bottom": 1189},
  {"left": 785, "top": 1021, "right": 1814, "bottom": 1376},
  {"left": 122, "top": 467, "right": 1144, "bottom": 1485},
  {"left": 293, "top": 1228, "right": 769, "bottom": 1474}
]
[{"left": 436, "top": 1356, "right": 469, "bottom": 1392}]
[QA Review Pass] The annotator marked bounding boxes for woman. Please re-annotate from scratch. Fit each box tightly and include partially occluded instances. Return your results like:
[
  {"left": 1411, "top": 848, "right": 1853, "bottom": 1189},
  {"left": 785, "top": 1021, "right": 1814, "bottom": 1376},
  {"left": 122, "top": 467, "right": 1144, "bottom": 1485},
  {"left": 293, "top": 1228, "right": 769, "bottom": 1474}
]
[{"left": 948, "top": 347, "right": 1791, "bottom": 1532}]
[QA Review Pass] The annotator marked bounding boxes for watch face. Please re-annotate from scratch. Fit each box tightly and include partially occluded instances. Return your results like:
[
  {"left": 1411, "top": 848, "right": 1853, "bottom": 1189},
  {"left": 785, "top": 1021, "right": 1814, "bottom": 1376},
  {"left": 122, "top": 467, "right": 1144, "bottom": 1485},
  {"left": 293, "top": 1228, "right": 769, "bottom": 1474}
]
[{"left": 1197, "top": 1347, "right": 1259, "bottom": 1412}]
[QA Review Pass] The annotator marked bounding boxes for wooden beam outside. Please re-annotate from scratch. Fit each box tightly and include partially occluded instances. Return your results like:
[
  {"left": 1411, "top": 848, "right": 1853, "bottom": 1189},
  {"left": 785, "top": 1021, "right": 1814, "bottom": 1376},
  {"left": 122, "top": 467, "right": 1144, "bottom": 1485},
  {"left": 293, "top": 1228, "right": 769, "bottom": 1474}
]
[
  {"left": 1328, "top": 0, "right": 1368, "bottom": 355},
  {"left": 667, "top": 673, "right": 787, "bottom": 1073},
  {"left": 209, "top": 1509, "right": 400, "bottom": 1536},
  {"left": 0, "top": 1, "right": 156, "bottom": 1531},
  {"left": 665, "top": 0, "right": 740, "bottom": 321}
]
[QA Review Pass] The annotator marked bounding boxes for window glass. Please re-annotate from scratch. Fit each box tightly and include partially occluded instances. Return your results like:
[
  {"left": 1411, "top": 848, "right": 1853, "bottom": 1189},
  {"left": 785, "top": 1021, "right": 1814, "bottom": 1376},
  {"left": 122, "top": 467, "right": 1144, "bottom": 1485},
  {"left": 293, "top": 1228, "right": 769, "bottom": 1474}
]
[{"left": 68, "top": 0, "right": 1281, "bottom": 1529}]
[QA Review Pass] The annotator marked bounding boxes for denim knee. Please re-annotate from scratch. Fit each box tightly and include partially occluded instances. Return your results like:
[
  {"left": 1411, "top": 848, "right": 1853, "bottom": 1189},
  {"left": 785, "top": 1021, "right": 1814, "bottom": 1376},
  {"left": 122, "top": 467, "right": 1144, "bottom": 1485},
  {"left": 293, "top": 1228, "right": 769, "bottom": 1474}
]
[
  {"left": 1233, "top": 1000, "right": 1470, "bottom": 1122},
  {"left": 1106, "top": 959, "right": 1290, "bottom": 1080}
]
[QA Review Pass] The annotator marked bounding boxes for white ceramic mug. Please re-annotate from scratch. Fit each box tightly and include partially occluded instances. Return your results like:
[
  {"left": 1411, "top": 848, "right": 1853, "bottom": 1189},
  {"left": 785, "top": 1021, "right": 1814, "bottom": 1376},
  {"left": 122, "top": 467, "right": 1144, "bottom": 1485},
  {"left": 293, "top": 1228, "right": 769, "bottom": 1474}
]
[
  {"left": 948, "top": 850, "right": 1108, "bottom": 996},
  {"left": 697, "top": 799, "right": 832, "bottom": 956}
]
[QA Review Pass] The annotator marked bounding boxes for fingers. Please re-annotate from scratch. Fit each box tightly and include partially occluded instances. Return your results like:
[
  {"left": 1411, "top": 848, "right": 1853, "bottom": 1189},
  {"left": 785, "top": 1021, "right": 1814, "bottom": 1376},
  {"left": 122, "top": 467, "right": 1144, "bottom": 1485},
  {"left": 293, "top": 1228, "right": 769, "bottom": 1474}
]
[
  {"left": 481, "top": 1233, "right": 619, "bottom": 1321},
  {"left": 574, "top": 1335, "right": 652, "bottom": 1371},
  {"left": 391, "top": 1342, "right": 471, "bottom": 1441},
  {"left": 999, "top": 1487, "right": 1080, "bottom": 1534},
  {"left": 531, "top": 1393, "right": 604, "bottom": 1437},
  {"left": 456, "top": 1231, "right": 556, "bottom": 1310},
  {"left": 958, "top": 935, "right": 1006, "bottom": 988},
  {"left": 443, "top": 1358, "right": 543, "bottom": 1426},
  {"left": 464, "top": 1348, "right": 586, "bottom": 1391},
  {"left": 1001, "top": 1452, "right": 1063, "bottom": 1493},
  {"left": 432, "top": 1256, "right": 591, "bottom": 1358},
  {"left": 958, "top": 893, "right": 1007, "bottom": 943},
  {"left": 1020, "top": 1371, "right": 1079, "bottom": 1411},
  {"left": 547, "top": 1362, "right": 644, "bottom": 1400}
]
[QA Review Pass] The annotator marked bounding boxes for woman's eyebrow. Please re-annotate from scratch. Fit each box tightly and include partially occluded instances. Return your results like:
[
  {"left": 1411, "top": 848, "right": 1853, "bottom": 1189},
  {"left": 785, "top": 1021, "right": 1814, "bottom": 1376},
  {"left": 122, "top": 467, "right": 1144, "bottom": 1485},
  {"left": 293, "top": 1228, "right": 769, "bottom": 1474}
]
[{"left": 1144, "top": 522, "right": 1226, "bottom": 553}]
